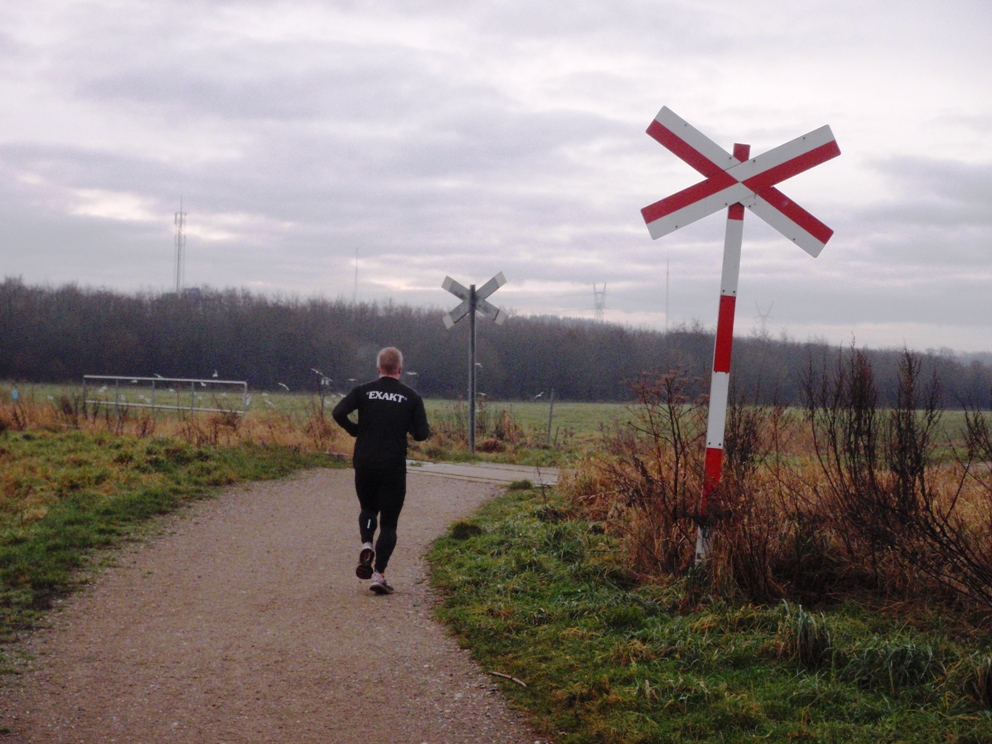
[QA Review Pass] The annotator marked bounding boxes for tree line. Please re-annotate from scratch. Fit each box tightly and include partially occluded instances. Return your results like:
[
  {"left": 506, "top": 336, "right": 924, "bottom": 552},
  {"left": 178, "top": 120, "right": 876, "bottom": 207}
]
[{"left": 1, "top": 277, "right": 990, "bottom": 407}]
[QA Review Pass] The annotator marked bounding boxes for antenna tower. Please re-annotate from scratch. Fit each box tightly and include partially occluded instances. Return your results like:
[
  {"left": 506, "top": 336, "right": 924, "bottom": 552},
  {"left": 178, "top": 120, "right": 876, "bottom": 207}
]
[
  {"left": 593, "top": 283, "right": 607, "bottom": 322},
  {"left": 174, "top": 199, "right": 186, "bottom": 294},
  {"left": 755, "top": 301, "right": 774, "bottom": 336}
]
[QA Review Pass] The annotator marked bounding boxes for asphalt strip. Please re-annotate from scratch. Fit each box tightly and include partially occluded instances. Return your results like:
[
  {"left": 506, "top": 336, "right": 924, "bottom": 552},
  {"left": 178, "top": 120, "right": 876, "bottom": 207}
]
[{"left": 0, "top": 468, "right": 551, "bottom": 744}]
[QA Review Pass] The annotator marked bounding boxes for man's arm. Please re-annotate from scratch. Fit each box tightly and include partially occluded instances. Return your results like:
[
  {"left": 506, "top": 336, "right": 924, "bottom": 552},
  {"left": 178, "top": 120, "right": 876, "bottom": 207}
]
[
  {"left": 332, "top": 389, "right": 360, "bottom": 437},
  {"left": 409, "top": 396, "right": 431, "bottom": 442}
]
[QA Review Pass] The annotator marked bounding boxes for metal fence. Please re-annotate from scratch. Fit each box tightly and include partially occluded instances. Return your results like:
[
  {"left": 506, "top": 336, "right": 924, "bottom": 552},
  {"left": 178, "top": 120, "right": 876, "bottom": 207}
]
[{"left": 82, "top": 375, "right": 249, "bottom": 415}]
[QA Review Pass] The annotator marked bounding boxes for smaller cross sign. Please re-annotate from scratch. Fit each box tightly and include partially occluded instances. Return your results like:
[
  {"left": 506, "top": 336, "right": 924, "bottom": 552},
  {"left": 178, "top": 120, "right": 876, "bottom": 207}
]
[
  {"left": 442, "top": 272, "right": 506, "bottom": 329},
  {"left": 441, "top": 271, "right": 507, "bottom": 453}
]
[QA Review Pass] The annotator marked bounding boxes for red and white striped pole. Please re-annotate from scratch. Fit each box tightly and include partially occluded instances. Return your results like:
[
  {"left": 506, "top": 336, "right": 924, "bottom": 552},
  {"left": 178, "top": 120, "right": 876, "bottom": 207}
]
[{"left": 695, "top": 142, "right": 749, "bottom": 564}]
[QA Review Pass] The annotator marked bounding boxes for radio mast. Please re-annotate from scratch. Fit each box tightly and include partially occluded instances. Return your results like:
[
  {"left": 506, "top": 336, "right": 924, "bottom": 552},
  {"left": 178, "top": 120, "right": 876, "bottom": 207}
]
[
  {"left": 174, "top": 199, "right": 186, "bottom": 294},
  {"left": 593, "top": 283, "right": 607, "bottom": 323}
]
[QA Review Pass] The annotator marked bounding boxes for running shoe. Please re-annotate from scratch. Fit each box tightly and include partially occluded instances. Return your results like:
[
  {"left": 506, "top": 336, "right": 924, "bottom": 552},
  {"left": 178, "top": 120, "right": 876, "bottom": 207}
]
[
  {"left": 356, "top": 543, "right": 375, "bottom": 580},
  {"left": 369, "top": 572, "right": 394, "bottom": 595}
]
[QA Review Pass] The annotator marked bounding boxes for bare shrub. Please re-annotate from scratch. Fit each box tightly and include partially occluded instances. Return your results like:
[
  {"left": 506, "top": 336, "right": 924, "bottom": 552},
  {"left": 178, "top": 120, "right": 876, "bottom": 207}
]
[
  {"left": 804, "top": 346, "right": 992, "bottom": 610},
  {"left": 570, "top": 370, "right": 706, "bottom": 577},
  {"left": 302, "top": 399, "right": 337, "bottom": 451},
  {"left": 409, "top": 400, "right": 539, "bottom": 458},
  {"left": 564, "top": 354, "right": 992, "bottom": 615}
]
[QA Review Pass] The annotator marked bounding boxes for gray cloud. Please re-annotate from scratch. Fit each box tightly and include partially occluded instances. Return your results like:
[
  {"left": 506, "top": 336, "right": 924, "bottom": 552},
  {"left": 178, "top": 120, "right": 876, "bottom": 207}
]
[{"left": 1, "top": 0, "right": 991, "bottom": 351}]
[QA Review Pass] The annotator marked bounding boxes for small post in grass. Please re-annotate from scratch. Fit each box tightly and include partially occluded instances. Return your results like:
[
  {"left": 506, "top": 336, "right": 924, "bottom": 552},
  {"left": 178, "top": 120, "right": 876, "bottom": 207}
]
[{"left": 546, "top": 388, "right": 555, "bottom": 446}]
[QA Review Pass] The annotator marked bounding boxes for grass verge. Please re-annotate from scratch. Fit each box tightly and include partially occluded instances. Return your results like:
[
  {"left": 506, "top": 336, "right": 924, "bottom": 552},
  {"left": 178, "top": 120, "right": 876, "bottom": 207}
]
[
  {"left": 0, "top": 429, "right": 336, "bottom": 640},
  {"left": 428, "top": 487, "right": 992, "bottom": 744}
]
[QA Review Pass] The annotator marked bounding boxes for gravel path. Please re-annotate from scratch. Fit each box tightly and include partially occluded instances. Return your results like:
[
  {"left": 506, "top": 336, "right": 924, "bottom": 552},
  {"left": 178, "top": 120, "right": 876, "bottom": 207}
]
[{"left": 0, "top": 469, "right": 547, "bottom": 743}]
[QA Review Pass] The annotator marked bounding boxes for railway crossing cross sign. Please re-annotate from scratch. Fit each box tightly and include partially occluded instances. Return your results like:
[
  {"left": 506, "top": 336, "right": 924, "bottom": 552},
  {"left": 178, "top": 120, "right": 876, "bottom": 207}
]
[
  {"left": 442, "top": 272, "right": 506, "bottom": 452},
  {"left": 641, "top": 106, "right": 840, "bottom": 563}
]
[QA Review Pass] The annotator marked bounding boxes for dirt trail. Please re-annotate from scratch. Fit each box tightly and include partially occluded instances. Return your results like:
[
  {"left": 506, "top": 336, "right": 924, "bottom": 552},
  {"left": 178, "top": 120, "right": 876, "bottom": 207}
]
[{"left": 0, "top": 469, "right": 546, "bottom": 743}]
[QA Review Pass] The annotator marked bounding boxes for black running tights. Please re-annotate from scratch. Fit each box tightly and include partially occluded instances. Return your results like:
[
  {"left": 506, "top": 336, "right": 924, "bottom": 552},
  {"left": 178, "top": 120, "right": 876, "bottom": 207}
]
[{"left": 354, "top": 468, "right": 407, "bottom": 573}]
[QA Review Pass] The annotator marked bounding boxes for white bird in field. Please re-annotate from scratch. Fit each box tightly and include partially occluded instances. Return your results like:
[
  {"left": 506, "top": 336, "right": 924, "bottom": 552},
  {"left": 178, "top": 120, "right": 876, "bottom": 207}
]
[
  {"left": 265, "top": 399, "right": 275, "bottom": 407},
  {"left": 534, "top": 392, "right": 544, "bottom": 399},
  {"left": 278, "top": 383, "right": 289, "bottom": 391},
  {"left": 212, "top": 370, "right": 219, "bottom": 378}
]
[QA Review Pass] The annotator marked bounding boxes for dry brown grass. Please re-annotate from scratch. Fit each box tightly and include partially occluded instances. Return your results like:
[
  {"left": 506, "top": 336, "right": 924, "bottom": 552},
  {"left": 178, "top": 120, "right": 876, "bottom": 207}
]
[{"left": 0, "top": 394, "right": 353, "bottom": 456}]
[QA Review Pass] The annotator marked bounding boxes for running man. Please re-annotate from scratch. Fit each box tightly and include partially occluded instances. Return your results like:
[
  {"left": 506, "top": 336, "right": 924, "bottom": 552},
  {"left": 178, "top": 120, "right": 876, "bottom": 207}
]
[{"left": 332, "top": 347, "right": 431, "bottom": 595}]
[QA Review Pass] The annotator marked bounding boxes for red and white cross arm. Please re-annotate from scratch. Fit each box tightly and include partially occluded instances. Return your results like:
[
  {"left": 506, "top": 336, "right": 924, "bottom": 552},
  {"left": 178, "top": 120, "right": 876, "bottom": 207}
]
[
  {"left": 641, "top": 107, "right": 840, "bottom": 257},
  {"left": 638, "top": 106, "right": 840, "bottom": 563}
]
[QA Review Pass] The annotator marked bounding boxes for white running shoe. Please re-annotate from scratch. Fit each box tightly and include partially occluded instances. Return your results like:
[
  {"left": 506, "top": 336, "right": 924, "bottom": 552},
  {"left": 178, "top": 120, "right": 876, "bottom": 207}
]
[
  {"left": 356, "top": 543, "right": 375, "bottom": 580},
  {"left": 369, "top": 572, "right": 394, "bottom": 595}
]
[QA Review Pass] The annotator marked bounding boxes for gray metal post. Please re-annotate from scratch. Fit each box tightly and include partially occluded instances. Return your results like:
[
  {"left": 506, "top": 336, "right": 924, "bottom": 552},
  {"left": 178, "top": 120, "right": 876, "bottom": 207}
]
[
  {"left": 546, "top": 388, "right": 555, "bottom": 445},
  {"left": 468, "top": 284, "right": 477, "bottom": 453}
]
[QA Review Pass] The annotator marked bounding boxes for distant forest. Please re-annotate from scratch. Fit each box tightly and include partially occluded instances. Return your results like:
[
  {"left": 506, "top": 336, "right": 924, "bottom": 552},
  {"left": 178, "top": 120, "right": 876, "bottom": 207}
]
[{"left": 1, "top": 278, "right": 990, "bottom": 408}]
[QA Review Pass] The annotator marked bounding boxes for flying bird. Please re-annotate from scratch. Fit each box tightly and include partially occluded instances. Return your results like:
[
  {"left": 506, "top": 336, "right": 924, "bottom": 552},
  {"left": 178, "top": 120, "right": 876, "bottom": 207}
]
[{"left": 278, "top": 383, "right": 290, "bottom": 391}]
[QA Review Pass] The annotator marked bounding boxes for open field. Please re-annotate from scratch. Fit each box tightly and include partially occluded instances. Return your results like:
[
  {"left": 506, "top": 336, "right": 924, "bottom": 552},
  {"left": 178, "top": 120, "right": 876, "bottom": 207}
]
[
  {"left": 0, "top": 382, "right": 626, "bottom": 454},
  {"left": 3, "top": 382, "right": 979, "bottom": 453}
]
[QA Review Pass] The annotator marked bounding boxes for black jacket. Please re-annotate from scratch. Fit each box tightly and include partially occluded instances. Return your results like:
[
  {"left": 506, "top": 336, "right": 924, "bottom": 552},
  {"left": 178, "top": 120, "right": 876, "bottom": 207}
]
[{"left": 332, "top": 376, "right": 430, "bottom": 470}]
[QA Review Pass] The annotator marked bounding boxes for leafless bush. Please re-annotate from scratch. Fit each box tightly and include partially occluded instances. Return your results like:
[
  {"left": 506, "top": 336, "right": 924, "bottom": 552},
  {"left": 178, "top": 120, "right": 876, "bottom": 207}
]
[
  {"left": 804, "top": 346, "right": 992, "bottom": 609},
  {"left": 303, "top": 398, "right": 336, "bottom": 451},
  {"left": 565, "top": 354, "right": 992, "bottom": 615},
  {"left": 410, "top": 400, "right": 540, "bottom": 458},
  {"left": 571, "top": 370, "right": 707, "bottom": 576}
]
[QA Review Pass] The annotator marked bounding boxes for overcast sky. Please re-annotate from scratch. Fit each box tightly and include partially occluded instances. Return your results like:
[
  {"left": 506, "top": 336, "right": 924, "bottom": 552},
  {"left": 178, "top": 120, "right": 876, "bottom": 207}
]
[{"left": 1, "top": 0, "right": 990, "bottom": 352}]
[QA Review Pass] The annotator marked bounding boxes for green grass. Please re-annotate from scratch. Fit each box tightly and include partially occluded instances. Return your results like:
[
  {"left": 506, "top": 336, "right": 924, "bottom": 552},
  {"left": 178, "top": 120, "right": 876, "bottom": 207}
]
[
  {"left": 0, "top": 428, "right": 336, "bottom": 639},
  {"left": 474, "top": 400, "right": 628, "bottom": 444},
  {"left": 428, "top": 488, "right": 992, "bottom": 744}
]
